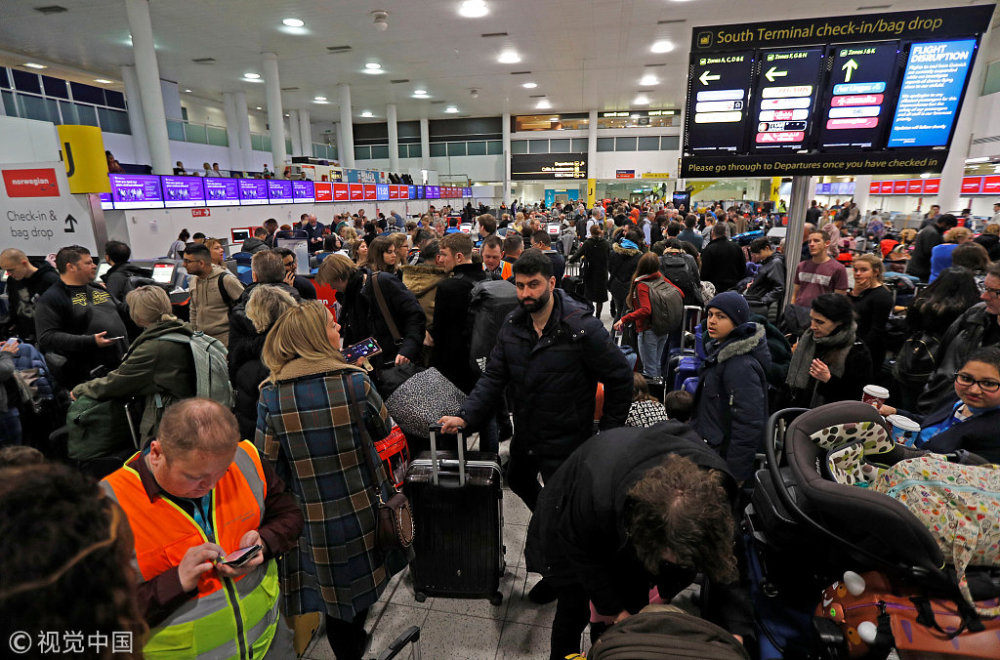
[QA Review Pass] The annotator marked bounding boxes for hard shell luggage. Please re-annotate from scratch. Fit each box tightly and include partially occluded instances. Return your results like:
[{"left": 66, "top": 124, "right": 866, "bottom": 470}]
[{"left": 404, "top": 425, "right": 505, "bottom": 605}]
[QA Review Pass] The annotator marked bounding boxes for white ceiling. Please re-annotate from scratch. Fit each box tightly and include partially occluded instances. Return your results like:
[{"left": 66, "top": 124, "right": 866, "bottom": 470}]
[{"left": 0, "top": 0, "right": 994, "bottom": 124}]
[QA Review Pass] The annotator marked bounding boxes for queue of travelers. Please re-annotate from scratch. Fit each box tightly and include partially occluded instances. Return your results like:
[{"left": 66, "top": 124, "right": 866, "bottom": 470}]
[{"left": 2, "top": 196, "right": 1000, "bottom": 660}]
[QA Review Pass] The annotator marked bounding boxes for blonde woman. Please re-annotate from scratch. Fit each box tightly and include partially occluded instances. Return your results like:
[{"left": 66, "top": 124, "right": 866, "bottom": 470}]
[
  {"left": 256, "top": 301, "right": 400, "bottom": 660},
  {"left": 204, "top": 238, "right": 226, "bottom": 266},
  {"left": 849, "top": 254, "right": 893, "bottom": 372}
]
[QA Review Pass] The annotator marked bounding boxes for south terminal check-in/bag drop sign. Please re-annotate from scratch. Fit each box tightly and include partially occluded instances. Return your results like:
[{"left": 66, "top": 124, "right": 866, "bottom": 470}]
[{"left": 681, "top": 5, "right": 992, "bottom": 177}]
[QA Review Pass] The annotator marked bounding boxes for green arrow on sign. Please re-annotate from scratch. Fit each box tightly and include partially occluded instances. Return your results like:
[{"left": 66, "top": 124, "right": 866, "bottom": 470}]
[
  {"left": 699, "top": 70, "right": 721, "bottom": 85},
  {"left": 842, "top": 58, "right": 859, "bottom": 82},
  {"left": 764, "top": 66, "right": 787, "bottom": 83}
]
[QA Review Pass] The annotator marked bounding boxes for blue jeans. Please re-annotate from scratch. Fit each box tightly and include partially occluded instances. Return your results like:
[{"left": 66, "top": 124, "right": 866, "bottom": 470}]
[{"left": 638, "top": 330, "right": 668, "bottom": 379}]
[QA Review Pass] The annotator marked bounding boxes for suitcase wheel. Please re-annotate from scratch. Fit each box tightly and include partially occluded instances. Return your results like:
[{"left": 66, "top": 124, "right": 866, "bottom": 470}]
[
  {"left": 414, "top": 591, "right": 428, "bottom": 603},
  {"left": 489, "top": 592, "right": 503, "bottom": 607}
]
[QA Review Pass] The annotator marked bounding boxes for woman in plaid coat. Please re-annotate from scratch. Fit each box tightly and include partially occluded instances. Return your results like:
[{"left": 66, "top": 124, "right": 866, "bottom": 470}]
[{"left": 256, "top": 301, "right": 400, "bottom": 660}]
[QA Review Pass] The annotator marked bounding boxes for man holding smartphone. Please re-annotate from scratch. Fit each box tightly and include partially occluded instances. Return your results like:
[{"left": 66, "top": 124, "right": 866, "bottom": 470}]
[
  {"left": 34, "top": 245, "right": 129, "bottom": 388},
  {"left": 101, "top": 398, "right": 304, "bottom": 659}
]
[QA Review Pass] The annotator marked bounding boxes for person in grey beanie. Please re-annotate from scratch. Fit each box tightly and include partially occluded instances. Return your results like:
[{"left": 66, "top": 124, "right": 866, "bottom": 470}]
[{"left": 689, "top": 291, "right": 771, "bottom": 484}]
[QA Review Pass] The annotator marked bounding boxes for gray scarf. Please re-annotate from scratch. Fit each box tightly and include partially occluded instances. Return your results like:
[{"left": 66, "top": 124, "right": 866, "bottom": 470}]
[{"left": 786, "top": 323, "right": 857, "bottom": 391}]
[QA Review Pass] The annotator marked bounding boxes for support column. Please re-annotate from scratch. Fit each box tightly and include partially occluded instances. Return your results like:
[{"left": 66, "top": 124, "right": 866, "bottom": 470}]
[
  {"left": 124, "top": 0, "right": 172, "bottom": 174},
  {"left": 937, "top": 30, "right": 991, "bottom": 212},
  {"left": 298, "top": 109, "right": 312, "bottom": 158},
  {"left": 783, "top": 176, "right": 814, "bottom": 304},
  {"left": 852, "top": 175, "right": 872, "bottom": 216},
  {"left": 262, "top": 52, "right": 286, "bottom": 175},
  {"left": 335, "top": 122, "right": 345, "bottom": 164},
  {"left": 234, "top": 91, "right": 253, "bottom": 174},
  {"left": 288, "top": 109, "right": 302, "bottom": 157},
  {"left": 338, "top": 83, "right": 355, "bottom": 168},
  {"left": 223, "top": 93, "right": 243, "bottom": 172},
  {"left": 419, "top": 117, "right": 430, "bottom": 173},
  {"left": 387, "top": 104, "right": 400, "bottom": 173},
  {"left": 587, "top": 109, "right": 597, "bottom": 176},
  {"left": 120, "top": 65, "right": 151, "bottom": 167},
  {"left": 503, "top": 111, "right": 513, "bottom": 203}
]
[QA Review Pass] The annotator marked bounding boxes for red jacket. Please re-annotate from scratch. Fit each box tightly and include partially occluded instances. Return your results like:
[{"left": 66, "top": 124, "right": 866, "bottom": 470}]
[{"left": 621, "top": 272, "right": 681, "bottom": 333}]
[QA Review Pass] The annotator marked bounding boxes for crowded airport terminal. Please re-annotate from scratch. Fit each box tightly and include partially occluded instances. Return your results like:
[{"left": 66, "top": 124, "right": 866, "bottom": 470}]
[{"left": 3, "top": 1, "right": 1000, "bottom": 659}]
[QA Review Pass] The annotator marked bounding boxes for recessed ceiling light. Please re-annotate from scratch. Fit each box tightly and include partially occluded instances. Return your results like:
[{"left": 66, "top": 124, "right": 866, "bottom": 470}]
[
  {"left": 23, "top": 62, "right": 47, "bottom": 69},
  {"left": 95, "top": 79, "right": 113, "bottom": 84},
  {"left": 414, "top": 89, "right": 427, "bottom": 95},
  {"left": 365, "top": 62, "right": 382, "bottom": 70},
  {"left": 536, "top": 99, "right": 552, "bottom": 110},
  {"left": 282, "top": 18, "right": 304, "bottom": 27},
  {"left": 184, "top": 88, "right": 192, "bottom": 92},
  {"left": 522, "top": 82, "right": 537, "bottom": 89},
  {"left": 650, "top": 40, "right": 675, "bottom": 54},
  {"left": 498, "top": 50, "right": 521, "bottom": 64},
  {"left": 314, "top": 96, "right": 327, "bottom": 102},
  {"left": 256, "top": 106, "right": 262, "bottom": 110},
  {"left": 361, "top": 110, "right": 374, "bottom": 118},
  {"left": 244, "top": 72, "right": 261, "bottom": 79},
  {"left": 458, "top": 0, "right": 489, "bottom": 18},
  {"left": 445, "top": 105, "right": 459, "bottom": 113},
  {"left": 639, "top": 74, "right": 659, "bottom": 86},
  {"left": 634, "top": 94, "right": 650, "bottom": 105}
]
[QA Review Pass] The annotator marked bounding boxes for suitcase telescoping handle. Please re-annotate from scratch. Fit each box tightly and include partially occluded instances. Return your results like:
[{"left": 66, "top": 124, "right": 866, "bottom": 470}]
[
  {"left": 375, "top": 625, "right": 421, "bottom": 660},
  {"left": 428, "top": 423, "right": 466, "bottom": 487}
]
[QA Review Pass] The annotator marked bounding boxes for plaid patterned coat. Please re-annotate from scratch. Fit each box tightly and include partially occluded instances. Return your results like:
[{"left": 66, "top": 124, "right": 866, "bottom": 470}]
[{"left": 256, "top": 359, "right": 393, "bottom": 621}]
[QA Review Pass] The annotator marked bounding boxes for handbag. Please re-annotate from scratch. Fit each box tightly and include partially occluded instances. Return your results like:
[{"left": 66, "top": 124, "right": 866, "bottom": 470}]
[
  {"left": 345, "top": 375, "right": 414, "bottom": 551},
  {"left": 369, "top": 273, "right": 422, "bottom": 398}
]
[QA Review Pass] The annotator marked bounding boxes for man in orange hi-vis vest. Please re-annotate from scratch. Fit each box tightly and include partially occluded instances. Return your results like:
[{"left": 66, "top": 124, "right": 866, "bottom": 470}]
[{"left": 101, "top": 398, "right": 304, "bottom": 659}]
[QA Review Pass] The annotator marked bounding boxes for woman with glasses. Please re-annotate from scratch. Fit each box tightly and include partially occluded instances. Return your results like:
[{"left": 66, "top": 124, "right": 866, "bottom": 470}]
[{"left": 879, "top": 345, "right": 1000, "bottom": 463}]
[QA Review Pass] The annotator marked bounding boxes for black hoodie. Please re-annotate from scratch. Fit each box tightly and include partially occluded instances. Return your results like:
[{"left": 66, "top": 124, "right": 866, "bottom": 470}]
[{"left": 5, "top": 262, "right": 60, "bottom": 342}]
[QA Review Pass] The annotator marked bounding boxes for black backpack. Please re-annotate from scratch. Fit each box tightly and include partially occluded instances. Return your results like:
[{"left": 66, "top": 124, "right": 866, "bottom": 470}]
[
  {"left": 587, "top": 604, "right": 748, "bottom": 660},
  {"left": 892, "top": 331, "right": 942, "bottom": 386},
  {"left": 467, "top": 279, "right": 519, "bottom": 369},
  {"left": 645, "top": 279, "right": 683, "bottom": 335},
  {"left": 658, "top": 254, "right": 703, "bottom": 307}
]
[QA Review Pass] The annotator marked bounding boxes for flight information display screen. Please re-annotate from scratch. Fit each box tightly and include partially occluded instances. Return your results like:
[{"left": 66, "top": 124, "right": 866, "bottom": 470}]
[
  {"left": 818, "top": 42, "right": 901, "bottom": 149},
  {"left": 751, "top": 48, "right": 825, "bottom": 152},
  {"left": 888, "top": 39, "right": 977, "bottom": 148},
  {"left": 687, "top": 51, "right": 754, "bottom": 154}
]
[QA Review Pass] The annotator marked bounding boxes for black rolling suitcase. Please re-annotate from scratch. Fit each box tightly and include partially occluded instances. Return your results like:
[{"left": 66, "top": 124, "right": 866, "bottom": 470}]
[{"left": 404, "top": 424, "right": 505, "bottom": 605}]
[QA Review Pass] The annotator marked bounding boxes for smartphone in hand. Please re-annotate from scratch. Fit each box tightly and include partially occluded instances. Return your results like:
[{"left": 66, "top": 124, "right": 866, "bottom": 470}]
[
  {"left": 217, "top": 544, "right": 262, "bottom": 568},
  {"left": 342, "top": 337, "right": 382, "bottom": 363}
]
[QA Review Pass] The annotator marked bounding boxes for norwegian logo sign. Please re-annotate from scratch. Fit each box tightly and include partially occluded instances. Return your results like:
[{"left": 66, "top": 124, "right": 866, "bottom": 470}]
[{"left": 3, "top": 168, "right": 61, "bottom": 198}]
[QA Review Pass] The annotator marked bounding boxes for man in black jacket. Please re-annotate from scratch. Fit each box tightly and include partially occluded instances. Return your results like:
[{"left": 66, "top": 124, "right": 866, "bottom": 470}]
[
  {"left": 524, "top": 424, "right": 746, "bottom": 660},
  {"left": 699, "top": 223, "right": 747, "bottom": 293},
  {"left": 1, "top": 248, "right": 60, "bottom": 342},
  {"left": 101, "top": 240, "right": 152, "bottom": 302},
  {"left": 440, "top": 249, "right": 632, "bottom": 511},
  {"left": 744, "top": 237, "right": 785, "bottom": 315},
  {"left": 907, "top": 214, "right": 958, "bottom": 281},
  {"left": 239, "top": 227, "right": 271, "bottom": 254},
  {"left": 34, "top": 245, "right": 128, "bottom": 387},
  {"left": 272, "top": 247, "right": 317, "bottom": 301}
]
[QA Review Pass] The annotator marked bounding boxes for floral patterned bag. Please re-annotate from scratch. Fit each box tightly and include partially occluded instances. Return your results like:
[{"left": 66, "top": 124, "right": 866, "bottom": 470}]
[{"left": 871, "top": 456, "right": 1000, "bottom": 617}]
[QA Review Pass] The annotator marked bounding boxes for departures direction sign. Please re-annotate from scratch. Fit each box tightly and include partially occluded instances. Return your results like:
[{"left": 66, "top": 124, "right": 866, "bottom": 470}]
[{"left": 681, "top": 5, "right": 993, "bottom": 177}]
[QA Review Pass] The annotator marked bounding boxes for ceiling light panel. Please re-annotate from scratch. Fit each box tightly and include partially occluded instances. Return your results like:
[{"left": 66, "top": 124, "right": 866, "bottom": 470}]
[
  {"left": 460, "top": 1, "right": 490, "bottom": 18},
  {"left": 498, "top": 50, "right": 521, "bottom": 64},
  {"left": 282, "top": 18, "right": 304, "bottom": 27},
  {"left": 650, "top": 40, "right": 674, "bottom": 53}
]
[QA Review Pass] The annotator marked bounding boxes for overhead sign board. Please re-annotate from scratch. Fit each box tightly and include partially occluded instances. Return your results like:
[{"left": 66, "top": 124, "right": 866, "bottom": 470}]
[
  {"left": 3, "top": 161, "right": 97, "bottom": 253},
  {"left": 681, "top": 5, "right": 992, "bottom": 178},
  {"left": 511, "top": 153, "right": 588, "bottom": 180}
]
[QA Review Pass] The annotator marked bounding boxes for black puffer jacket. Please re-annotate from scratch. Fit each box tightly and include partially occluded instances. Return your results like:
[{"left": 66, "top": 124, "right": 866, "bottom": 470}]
[
  {"left": 524, "top": 425, "right": 740, "bottom": 619},
  {"left": 919, "top": 302, "right": 998, "bottom": 414},
  {"left": 431, "top": 263, "right": 489, "bottom": 393},
  {"left": 609, "top": 242, "right": 643, "bottom": 312},
  {"left": 744, "top": 254, "right": 785, "bottom": 307},
  {"left": 460, "top": 289, "right": 632, "bottom": 459},
  {"left": 691, "top": 322, "right": 770, "bottom": 482},
  {"left": 700, "top": 237, "right": 746, "bottom": 293},
  {"left": 339, "top": 270, "right": 426, "bottom": 369},
  {"left": 102, "top": 262, "right": 152, "bottom": 302}
]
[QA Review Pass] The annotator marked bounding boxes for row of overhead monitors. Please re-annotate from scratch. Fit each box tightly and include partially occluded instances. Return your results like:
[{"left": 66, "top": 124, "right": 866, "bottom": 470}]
[
  {"left": 868, "top": 175, "right": 1000, "bottom": 196},
  {"left": 681, "top": 5, "right": 993, "bottom": 177},
  {"left": 101, "top": 174, "right": 472, "bottom": 210}
]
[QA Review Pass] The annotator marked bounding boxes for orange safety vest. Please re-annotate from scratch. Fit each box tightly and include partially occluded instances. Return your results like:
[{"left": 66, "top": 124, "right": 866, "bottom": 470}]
[{"left": 101, "top": 441, "right": 279, "bottom": 660}]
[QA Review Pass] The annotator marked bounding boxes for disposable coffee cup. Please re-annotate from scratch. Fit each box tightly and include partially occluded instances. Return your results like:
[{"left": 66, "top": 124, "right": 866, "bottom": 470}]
[
  {"left": 862, "top": 385, "right": 889, "bottom": 408},
  {"left": 886, "top": 414, "right": 921, "bottom": 447}
]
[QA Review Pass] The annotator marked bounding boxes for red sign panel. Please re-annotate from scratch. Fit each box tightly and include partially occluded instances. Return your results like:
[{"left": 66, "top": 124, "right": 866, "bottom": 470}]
[
  {"left": 334, "top": 183, "right": 349, "bottom": 201},
  {"left": 191, "top": 208, "right": 210, "bottom": 217},
  {"left": 389, "top": 185, "right": 399, "bottom": 199},
  {"left": 399, "top": 186, "right": 409, "bottom": 199},
  {"left": 2, "top": 168, "right": 60, "bottom": 197},
  {"left": 349, "top": 183, "right": 364, "bottom": 201},
  {"left": 893, "top": 181, "right": 908, "bottom": 194},
  {"left": 879, "top": 181, "right": 894, "bottom": 194},
  {"left": 869, "top": 181, "right": 881, "bottom": 194},
  {"left": 923, "top": 178, "right": 940, "bottom": 194},
  {"left": 982, "top": 176, "right": 1000, "bottom": 195},
  {"left": 961, "top": 177, "right": 982, "bottom": 194},
  {"left": 906, "top": 180, "right": 924, "bottom": 195},
  {"left": 314, "top": 182, "right": 332, "bottom": 202},
  {"left": 363, "top": 184, "right": 377, "bottom": 201}
]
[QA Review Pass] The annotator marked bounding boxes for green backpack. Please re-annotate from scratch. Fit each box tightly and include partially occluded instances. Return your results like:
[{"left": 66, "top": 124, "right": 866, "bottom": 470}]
[
  {"left": 586, "top": 604, "right": 748, "bottom": 660},
  {"left": 66, "top": 395, "right": 135, "bottom": 461},
  {"left": 157, "top": 331, "right": 234, "bottom": 407}
]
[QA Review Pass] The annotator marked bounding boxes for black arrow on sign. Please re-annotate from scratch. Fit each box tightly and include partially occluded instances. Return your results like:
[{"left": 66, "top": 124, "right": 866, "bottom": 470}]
[{"left": 65, "top": 214, "right": 77, "bottom": 233}]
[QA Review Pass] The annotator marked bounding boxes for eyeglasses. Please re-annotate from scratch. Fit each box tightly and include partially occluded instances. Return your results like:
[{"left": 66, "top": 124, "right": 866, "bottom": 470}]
[
  {"left": 953, "top": 372, "right": 1000, "bottom": 393},
  {"left": 983, "top": 286, "right": 1000, "bottom": 298}
]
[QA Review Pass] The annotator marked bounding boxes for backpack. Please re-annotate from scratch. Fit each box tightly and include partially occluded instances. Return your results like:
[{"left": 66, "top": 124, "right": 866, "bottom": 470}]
[
  {"left": 892, "top": 331, "right": 941, "bottom": 386},
  {"left": 658, "top": 254, "right": 702, "bottom": 307},
  {"left": 872, "top": 456, "right": 1000, "bottom": 618},
  {"left": 645, "top": 279, "right": 683, "bottom": 335},
  {"left": 66, "top": 395, "right": 135, "bottom": 461},
  {"left": 126, "top": 275, "right": 171, "bottom": 296},
  {"left": 586, "top": 604, "right": 749, "bottom": 660},
  {"left": 467, "top": 279, "right": 519, "bottom": 369},
  {"left": 157, "top": 331, "right": 234, "bottom": 407}
]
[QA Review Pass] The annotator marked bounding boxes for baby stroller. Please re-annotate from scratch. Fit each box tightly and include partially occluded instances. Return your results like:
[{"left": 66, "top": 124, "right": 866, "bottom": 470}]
[{"left": 746, "top": 401, "right": 1000, "bottom": 659}]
